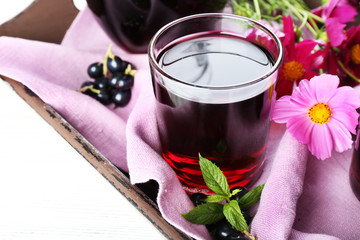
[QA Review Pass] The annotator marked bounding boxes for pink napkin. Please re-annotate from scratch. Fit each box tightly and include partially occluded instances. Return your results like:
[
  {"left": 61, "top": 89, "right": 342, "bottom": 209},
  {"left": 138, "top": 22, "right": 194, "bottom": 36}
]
[{"left": 1, "top": 6, "right": 360, "bottom": 240}]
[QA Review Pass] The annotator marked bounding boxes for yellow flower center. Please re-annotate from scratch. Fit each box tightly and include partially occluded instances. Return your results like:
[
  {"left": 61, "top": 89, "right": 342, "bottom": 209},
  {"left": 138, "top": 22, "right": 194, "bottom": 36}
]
[
  {"left": 283, "top": 61, "right": 305, "bottom": 82},
  {"left": 350, "top": 44, "right": 360, "bottom": 65},
  {"left": 308, "top": 103, "right": 332, "bottom": 124}
]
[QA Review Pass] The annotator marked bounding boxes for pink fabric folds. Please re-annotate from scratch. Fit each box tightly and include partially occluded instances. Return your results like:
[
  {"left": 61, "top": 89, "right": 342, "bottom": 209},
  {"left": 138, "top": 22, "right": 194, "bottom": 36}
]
[{"left": 0, "top": 6, "right": 359, "bottom": 240}]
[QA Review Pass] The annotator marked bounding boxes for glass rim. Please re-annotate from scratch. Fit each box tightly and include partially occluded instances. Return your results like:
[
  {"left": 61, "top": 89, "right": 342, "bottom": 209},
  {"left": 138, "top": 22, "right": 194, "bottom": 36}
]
[{"left": 148, "top": 13, "right": 284, "bottom": 90}]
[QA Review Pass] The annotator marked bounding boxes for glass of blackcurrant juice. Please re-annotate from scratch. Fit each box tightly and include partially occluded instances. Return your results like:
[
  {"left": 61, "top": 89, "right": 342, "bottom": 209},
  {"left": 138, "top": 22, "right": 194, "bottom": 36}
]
[{"left": 148, "top": 13, "right": 283, "bottom": 194}]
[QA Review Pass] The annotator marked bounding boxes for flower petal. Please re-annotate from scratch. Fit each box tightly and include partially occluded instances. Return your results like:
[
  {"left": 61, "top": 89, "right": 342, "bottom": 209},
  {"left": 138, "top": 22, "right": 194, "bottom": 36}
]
[
  {"left": 282, "top": 15, "right": 296, "bottom": 59},
  {"left": 327, "top": 118, "right": 353, "bottom": 153},
  {"left": 332, "top": 5, "right": 357, "bottom": 23},
  {"left": 308, "top": 124, "right": 333, "bottom": 160},
  {"left": 331, "top": 107, "right": 359, "bottom": 134},
  {"left": 309, "top": 74, "right": 339, "bottom": 103},
  {"left": 295, "top": 40, "right": 319, "bottom": 64},
  {"left": 271, "top": 95, "right": 305, "bottom": 123},
  {"left": 326, "top": 17, "right": 347, "bottom": 47},
  {"left": 291, "top": 79, "right": 317, "bottom": 108},
  {"left": 328, "top": 86, "right": 360, "bottom": 109},
  {"left": 322, "top": 0, "right": 341, "bottom": 19},
  {"left": 287, "top": 114, "right": 314, "bottom": 145},
  {"left": 275, "top": 73, "right": 296, "bottom": 98}
]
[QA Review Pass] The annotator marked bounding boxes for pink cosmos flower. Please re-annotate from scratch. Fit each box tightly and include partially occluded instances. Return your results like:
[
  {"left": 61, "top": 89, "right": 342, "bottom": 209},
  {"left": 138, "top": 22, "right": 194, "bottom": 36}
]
[
  {"left": 319, "top": 0, "right": 358, "bottom": 23},
  {"left": 272, "top": 74, "right": 360, "bottom": 160},
  {"left": 313, "top": 0, "right": 357, "bottom": 47},
  {"left": 275, "top": 15, "right": 323, "bottom": 98}
]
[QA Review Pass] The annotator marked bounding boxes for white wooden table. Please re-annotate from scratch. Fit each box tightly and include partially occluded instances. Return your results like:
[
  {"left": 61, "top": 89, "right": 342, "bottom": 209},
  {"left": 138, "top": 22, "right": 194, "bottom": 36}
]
[{"left": 0, "top": 1, "right": 167, "bottom": 239}]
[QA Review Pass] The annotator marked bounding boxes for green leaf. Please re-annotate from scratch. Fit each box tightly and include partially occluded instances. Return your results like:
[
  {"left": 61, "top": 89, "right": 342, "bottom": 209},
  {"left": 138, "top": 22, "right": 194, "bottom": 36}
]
[
  {"left": 181, "top": 203, "right": 224, "bottom": 225},
  {"left": 206, "top": 194, "right": 227, "bottom": 203},
  {"left": 199, "top": 154, "right": 230, "bottom": 196},
  {"left": 223, "top": 200, "right": 249, "bottom": 232},
  {"left": 238, "top": 184, "right": 264, "bottom": 210}
]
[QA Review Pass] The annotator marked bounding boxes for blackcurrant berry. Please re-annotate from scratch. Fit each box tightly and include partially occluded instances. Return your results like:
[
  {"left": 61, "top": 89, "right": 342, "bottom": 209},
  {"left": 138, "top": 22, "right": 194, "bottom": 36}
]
[
  {"left": 107, "top": 56, "right": 125, "bottom": 73},
  {"left": 190, "top": 193, "right": 207, "bottom": 206},
  {"left": 230, "top": 187, "right": 249, "bottom": 201},
  {"left": 241, "top": 210, "right": 252, "bottom": 225},
  {"left": 80, "top": 81, "right": 96, "bottom": 97},
  {"left": 95, "top": 76, "right": 108, "bottom": 89},
  {"left": 116, "top": 75, "right": 134, "bottom": 90},
  {"left": 108, "top": 73, "right": 124, "bottom": 88},
  {"left": 112, "top": 89, "right": 131, "bottom": 107},
  {"left": 214, "top": 220, "right": 239, "bottom": 240},
  {"left": 123, "top": 61, "right": 136, "bottom": 71},
  {"left": 95, "top": 89, "right": 111, "bottom": 105},
  {"left": 87, "top": 62, "right": 103, "bottom": 78},
  {"left": 225, "top": 232, "right": 247, "bottom": 240},
  {"left": 81, "top": 81, "right": 93, "bottom": 88}
]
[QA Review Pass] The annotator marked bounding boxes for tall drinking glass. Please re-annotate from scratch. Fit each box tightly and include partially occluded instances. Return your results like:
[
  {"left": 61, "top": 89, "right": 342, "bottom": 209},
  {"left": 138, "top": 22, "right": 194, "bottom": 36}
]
[{"left": 148, "top": 13, "right": 283, "bottom": 194}]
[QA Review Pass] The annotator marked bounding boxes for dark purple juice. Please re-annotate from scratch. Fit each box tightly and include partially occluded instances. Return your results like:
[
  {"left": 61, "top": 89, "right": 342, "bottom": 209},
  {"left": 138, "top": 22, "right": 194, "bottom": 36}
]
[
  {"left": 152, "top": 33, "right": 275, "bottom": 194},
  {"left": 350, "top": 131, "right": 360, "bottom": 201},
  {"left": 86, "top": 0, "right": 226, "bottom": 52}
]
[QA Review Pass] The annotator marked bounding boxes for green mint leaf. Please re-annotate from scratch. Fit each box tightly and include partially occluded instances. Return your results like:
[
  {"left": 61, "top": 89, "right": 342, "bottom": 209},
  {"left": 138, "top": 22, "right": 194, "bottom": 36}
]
[
  {"left": 238, "top": 184, "right": 264, "bottom": 210},
  {"left": 199, "top": 154, "right": 230, "bottom": 196},
  {"left": 206, "top": 194, "right": 227, "bottom": 203},
  {"left": 181, "top": 203, "right": 224, "bottom": 225},
  {"left": 223, "top": 200, "right": 249, "bottom": 232}
]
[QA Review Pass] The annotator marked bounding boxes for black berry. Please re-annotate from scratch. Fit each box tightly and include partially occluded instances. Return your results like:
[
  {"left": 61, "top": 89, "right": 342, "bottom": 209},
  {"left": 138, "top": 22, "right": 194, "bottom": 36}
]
[
  {"left": 225, "top": 232, "right": 247, "bottom": 240},
  {"left": 108, "top": 73, "right": 124, "bottom": 88},
  {"left": 190, "top": 193, "right": 207, "bottom": 206},
  {"left": 241, "top": 210, "right": 252, "bottom": 225},
  {"left": 81, "top": 81, "right": 93, "bottom": 88},
  {"left": 79, "top": 46, "right": 136, "bottom": 108},
  {"left": 112, "top": 89, "right": 131, "bottom": 107},
  {"left": 123, "top": 61, "right": 135, "bottom": 72},
  {"left": 116, "top": 74, "right": 134, "bottom": 90},
  {"left": 107, "top": 56, "right": 125, "bottom": 73},
  {"left": 214, "top": 220, "right": 239, "bottom": 240},
  {"left": 87, "top": 62, "right": 103, "bottom": 78},
  {"left": 95, "top": 89, "right": 111, "bottom": 105},
  {"left": 95, "top": 76, "right": 108, "bottom": 89},
  {"left": 81, "top": 81, "right": 96, "bottom": 97}
]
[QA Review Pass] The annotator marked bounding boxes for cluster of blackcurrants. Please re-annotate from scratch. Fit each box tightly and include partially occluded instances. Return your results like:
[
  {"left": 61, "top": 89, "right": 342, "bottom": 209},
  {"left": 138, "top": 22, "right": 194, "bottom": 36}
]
[
  {"left": 190, "top": 187, "right": 252, "bottom": 240},
  {"left": 79, "top": 53, "right": 136, "bottom": 107}
]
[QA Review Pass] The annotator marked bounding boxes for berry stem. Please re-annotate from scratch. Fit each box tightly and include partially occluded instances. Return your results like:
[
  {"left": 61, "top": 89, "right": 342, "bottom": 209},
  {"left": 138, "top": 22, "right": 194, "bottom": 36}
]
[
  {"left": 242, "top": 230, "right": 256, "bottom": 240},
  {"left": 124, "top": 64, "right": 137, "bottom": 76},
  {"left": 77, "top": 85, "right": 101, "bottom": 94},
  {"left": 103, "top": 43, "right": 115, "bottom": 76}
]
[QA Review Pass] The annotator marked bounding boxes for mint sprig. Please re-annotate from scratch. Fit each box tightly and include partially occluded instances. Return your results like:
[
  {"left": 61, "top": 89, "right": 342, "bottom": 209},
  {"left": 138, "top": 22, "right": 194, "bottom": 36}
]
[
  {"left": 223, "top": 200, "right": 249, "bottom": 232},
  {"left": 238, "top": 184, "right": 264, "bottom": 211},
  {"left": 199, "top": 154, "right": 230, "bottom": 196},
  {"left": 181, "top": 203, "right": 224, "bottom": 225},
  {"left": 181, "top": 154, "right": 264, "bottom": 236}
]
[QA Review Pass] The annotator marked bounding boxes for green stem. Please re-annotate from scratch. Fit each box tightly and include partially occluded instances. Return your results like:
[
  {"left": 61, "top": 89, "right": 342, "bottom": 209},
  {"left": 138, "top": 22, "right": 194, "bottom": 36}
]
[
  {"left": 262, "top": 15, "right": 283, "bottom": 21},
  {"left": 258, "top": 0, "right": 271, "bottom": 10},
  {"left": 308, "top": 15, "right": 320, "bottom": 32},
  {"left": 298, "top": 13, "right": 308, "bottom": 30},
  {"left": 253, "top": 0, "right": 261, "bottom": 20},
  {"left": 337, "top": 60, "right": 360, "bottom": 83},
  {"left": 282, "top": 0, "right": 318, "bottom": 37},
  {"left": 306, "top": 12, "right": 325, "bottom": 23}
]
